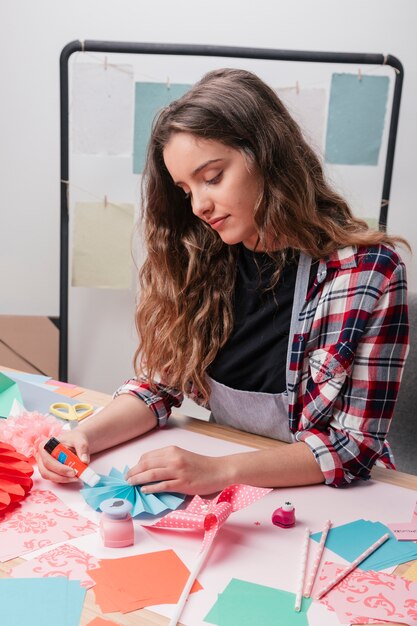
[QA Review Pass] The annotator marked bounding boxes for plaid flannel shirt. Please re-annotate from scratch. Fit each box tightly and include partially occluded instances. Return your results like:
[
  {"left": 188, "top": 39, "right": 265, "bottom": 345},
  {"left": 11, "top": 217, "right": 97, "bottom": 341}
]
[{"left": 115, "top": 244, "right": 409, "bottom": 488}]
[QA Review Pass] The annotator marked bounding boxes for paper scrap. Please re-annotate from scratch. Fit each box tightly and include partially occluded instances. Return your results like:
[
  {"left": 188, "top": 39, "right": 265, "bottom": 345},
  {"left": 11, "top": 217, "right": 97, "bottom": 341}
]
[
  {"left": 9, "top": 543, "right": 99, "bottom": 588},
  {"left": 86, "top": 618, "right": 122, "bottom": 626},
  {"left": 276, "top": 87, "right": 326, "bottom": 153},
  {"left": 0, "top": 577, "right": 86, "bottom": 626},
  {"left": 72, "top": 201, "right": 134, "bottom": 289},
  {"left": 88, "top": 549, "right": 202, "bottom": 614},
  {"left": 72, "top": 62, "right": 134, "bottom": 155},
  {"left": 133, "top": 82, "right": 191, "bottom": 173},
  {"left": 313, "top": 561, "right": 417, "bottom": 626},
  {"left": 0, "top": 488, "right": 97, "bottom": 562},
  {"left": 0, "top": 372, "right": 24, "bottom": 418},
  {"left": 204, "top": 578, "right": 312, "bottom": 625},
  {"left": 325, "top": 73, "right": 389, "bottom": 165}
]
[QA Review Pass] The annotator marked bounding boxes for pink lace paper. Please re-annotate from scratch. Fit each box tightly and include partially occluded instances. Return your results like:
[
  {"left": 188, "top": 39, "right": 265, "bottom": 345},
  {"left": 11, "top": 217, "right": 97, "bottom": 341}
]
[
  {"left": 0, "top": 488, "right": 97, "bottom": 562},
  {"left": 312, "top": 561, "right": 417, "bottom": 625},
  {"left": 148, "top": 484, "right": 272, "bottom": 552},
  {"left": 8, "top": 543, "right": 99, "bottom": 588}
]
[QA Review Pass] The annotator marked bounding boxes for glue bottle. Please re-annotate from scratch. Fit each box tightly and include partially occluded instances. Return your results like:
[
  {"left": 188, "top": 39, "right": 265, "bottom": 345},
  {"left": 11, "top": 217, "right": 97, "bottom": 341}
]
[{"left": 44, "top": 437, "right": 100, "bottom": 487}]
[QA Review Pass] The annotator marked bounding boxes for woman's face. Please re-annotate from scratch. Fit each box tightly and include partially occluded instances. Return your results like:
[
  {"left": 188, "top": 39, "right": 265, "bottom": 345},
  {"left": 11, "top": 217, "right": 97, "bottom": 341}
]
[{"left": 163, "top": 132, "right": 264, "bottom": 250}]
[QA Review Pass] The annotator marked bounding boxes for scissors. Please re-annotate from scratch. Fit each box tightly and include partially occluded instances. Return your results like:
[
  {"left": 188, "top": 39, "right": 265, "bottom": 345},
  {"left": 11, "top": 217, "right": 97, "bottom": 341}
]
[{"left": 49, "top": 402, "right": 94, "bottom": 422}]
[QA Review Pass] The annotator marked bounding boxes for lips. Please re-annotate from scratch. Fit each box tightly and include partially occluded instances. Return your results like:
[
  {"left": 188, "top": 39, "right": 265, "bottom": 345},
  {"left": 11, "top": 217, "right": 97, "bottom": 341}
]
[{"left": 208, "top": 215, "right": 229, "bottom": 230}]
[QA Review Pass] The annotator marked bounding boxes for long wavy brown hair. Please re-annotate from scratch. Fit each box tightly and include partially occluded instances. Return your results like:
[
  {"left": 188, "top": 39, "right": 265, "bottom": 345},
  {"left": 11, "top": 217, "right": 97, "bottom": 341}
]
[{"left": 134, "top": 68, "right": 408, "bottom": 400}]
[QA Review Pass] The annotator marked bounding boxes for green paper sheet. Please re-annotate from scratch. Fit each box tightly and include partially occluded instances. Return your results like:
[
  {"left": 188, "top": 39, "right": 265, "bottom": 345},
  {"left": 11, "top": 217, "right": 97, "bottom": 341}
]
[
  {"left": 204, "top": 578, "right": 311, "bottom": 625},
  {"left": 133, "top": 82, "right": 191, "bottom": 174},
  {"left": 325, "top": 73, "right": 389, "bottom": 165},
  {"left": 0, "top": 372, "right": 23, "bottom": 418}
]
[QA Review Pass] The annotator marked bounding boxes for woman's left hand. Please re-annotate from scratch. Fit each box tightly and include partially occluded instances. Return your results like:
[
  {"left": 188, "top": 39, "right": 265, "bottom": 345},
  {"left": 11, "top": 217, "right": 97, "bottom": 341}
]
[{"left": 125, "top": 446, "right": 230, "bottom": 495}]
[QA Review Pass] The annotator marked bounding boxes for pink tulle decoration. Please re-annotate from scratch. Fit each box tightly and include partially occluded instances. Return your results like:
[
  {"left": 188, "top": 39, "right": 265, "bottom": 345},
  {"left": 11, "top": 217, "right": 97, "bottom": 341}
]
[{"left": 0, "top": 411, "right": 64, "bottom": 459}]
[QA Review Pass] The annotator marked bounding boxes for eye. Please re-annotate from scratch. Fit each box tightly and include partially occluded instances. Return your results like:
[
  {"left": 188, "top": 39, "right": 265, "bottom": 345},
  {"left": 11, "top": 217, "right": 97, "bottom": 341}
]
[{"left": 205, "top": 172, "right": 223, "bottom": 186}]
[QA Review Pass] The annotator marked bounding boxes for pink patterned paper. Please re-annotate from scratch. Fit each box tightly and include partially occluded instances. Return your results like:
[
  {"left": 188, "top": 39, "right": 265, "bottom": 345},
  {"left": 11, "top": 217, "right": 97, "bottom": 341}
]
[
  {"left": 147, "top": 484, "right": 272, "bottom": 551},
  {"left": 8, "top": 542, "right": 99, "bottom": 588},
  {"left": 0, "top": 489, "right": 97, "bottom": 562},
  {"left": 312, "top": 560, "right": 417, "bottom": 625},
  {"left": 387, "top": 498, "right": 417, "bottom": 540}
]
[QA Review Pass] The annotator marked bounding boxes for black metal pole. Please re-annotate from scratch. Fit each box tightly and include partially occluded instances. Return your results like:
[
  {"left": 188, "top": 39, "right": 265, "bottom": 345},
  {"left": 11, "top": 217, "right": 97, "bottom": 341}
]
[{"left": 59, "top": 41, "right": 404, "bottom": 380}]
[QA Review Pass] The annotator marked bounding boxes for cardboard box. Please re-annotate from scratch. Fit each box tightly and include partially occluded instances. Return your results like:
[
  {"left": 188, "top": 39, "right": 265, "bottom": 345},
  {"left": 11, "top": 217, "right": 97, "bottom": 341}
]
[{"left": 0, "top": 316, "right": 58, "bottom": 378}]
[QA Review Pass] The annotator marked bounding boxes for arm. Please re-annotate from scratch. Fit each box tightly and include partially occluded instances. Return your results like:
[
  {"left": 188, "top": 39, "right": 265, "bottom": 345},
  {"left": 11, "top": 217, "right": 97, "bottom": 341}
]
[{"left": 295, "top": 257, "right": 409, "bottom": 487}]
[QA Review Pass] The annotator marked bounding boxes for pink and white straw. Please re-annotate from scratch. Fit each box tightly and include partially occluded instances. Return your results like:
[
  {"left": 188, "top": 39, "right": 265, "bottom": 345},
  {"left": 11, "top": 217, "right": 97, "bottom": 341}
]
[
  {"left": 304, "top": 519, "right": 331, "bottom": 598},
  {"left": 294, "top": 527, "right": 311, "bottom": 611},
  {"left": 315, "top": 532, "right": 390, "bottom": 600}
]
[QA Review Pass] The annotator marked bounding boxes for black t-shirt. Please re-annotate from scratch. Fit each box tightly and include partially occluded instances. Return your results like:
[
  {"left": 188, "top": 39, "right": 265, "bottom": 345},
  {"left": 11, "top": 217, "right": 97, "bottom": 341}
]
[{"left": 208, "top": 245, "right": 301, "bottom": 394}]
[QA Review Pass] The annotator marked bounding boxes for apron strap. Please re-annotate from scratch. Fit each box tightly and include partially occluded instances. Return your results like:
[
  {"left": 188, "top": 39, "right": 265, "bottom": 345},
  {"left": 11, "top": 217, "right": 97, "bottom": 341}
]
[{"left": 286, "top": 252, "right": 312, "bottom": 378}]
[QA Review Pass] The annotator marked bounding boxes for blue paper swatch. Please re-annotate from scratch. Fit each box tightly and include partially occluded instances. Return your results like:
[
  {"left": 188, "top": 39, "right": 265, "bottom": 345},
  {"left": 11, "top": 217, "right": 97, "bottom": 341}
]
[
  {"left": 133, "top": 82, "right": 192, "bottom": 173},
  {"left": 325, "top": 73, "right": 389, "bottom": 165}
]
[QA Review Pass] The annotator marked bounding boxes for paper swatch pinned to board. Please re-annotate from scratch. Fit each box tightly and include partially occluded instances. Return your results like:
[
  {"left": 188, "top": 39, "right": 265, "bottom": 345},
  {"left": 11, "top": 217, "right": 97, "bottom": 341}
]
[
  {"left": 133, "top": 82, "right": 192, "bottom": 173},
  {"left": 325, "top": 73, "right": 389, "bottom": 165},
  {"left": 72, "top": 62, "right": 134, "bottom": 155},
  {"left": 71, "top": 201, "right": 134, "bottom": 289},
  {"left": 276, "top": 87, "right": 326, "bottom": 153},
  {"left": 80, "top": 466, "right": 185, "bottom": 517}
]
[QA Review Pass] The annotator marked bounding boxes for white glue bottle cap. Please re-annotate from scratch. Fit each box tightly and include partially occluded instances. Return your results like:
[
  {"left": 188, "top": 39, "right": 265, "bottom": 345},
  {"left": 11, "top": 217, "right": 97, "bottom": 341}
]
[{"left": 79, "top": 466, "right": 101, "bottom": 487}]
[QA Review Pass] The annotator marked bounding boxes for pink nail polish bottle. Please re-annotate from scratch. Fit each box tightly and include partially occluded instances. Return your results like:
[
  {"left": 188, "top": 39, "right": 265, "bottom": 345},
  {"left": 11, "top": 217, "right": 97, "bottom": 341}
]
[
  {"left": 272, "top": 501, "right": 296, "bottom": 528},
  {"left": 99, "top": 498, "right": 134, "bottom": 547}
]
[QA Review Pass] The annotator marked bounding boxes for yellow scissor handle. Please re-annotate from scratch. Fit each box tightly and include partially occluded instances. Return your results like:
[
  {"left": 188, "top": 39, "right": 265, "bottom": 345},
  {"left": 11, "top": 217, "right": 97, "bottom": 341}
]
[{"left": 49, "top": 402, "right": 94, "bottom": 422}]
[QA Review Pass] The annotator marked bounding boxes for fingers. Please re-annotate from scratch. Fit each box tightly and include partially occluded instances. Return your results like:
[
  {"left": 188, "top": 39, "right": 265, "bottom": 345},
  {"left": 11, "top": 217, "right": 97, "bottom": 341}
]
[{"left": 35, "top": 446, "right": 78, "bottom": 484}]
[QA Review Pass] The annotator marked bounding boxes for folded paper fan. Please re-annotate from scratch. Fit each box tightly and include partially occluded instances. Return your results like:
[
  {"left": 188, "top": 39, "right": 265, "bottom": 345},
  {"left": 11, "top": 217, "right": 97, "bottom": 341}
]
[
  {"left": 0, "top": 441, "right": 34, "bottom": 515},
  {"left": 80, "top": 467, "right": 185, "bottom": 518}
]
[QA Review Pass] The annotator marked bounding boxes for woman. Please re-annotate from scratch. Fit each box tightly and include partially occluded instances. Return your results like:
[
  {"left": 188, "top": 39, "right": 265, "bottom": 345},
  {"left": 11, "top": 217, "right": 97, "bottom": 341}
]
[{"left": 37, "top": 68, "right": 409, "bottom": 494}]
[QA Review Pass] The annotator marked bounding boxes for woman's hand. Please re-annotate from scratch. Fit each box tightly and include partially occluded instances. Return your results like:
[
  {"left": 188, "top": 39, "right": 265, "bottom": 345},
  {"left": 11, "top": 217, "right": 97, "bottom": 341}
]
[
  {"left": 35, "top": 430, "right": 90, "bottom": 484},
  {"left": 125, "top": 446, "right": 231, "bottom": 495}
]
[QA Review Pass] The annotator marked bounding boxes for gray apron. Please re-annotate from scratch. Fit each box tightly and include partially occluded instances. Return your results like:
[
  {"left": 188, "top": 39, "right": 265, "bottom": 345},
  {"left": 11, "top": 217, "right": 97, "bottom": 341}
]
[{"left": 207, "top": 252, "right": 312, "bottom": 443}]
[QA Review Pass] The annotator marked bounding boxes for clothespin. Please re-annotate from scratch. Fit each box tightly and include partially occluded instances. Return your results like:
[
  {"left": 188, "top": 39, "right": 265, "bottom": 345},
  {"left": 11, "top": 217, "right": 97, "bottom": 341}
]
[
  {"left": 358, "top": 67, "right": 362, "bottom": 82},
  {"left": 296, "top": 80, "right": 300, "bottom": 95},
  {"left": 166, "top": 76, "right": 171, "bottom": 90}
]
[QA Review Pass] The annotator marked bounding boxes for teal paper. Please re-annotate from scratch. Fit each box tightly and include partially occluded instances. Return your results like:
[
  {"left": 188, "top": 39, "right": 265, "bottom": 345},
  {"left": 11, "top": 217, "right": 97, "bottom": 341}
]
[
  {"left": 0, "top": 372, "right": 24, "bottom": 418},
  {"left": 0, "top": 578, "right": 86, "bottom": 626},
  {"left": 325, "top": 73, "right": 389, "bottom": 165},
  {"left": 311, "top": 519, "right": 417, "bottom": 570},
  {"left": 204, "top": 578, "right": 311, "bottom": 625},
  {"left": 81, "top": 466, "right": 185, "bottom": 517},
  {"left": 133, "top": 82, "right": 191, "bottom": 173}
]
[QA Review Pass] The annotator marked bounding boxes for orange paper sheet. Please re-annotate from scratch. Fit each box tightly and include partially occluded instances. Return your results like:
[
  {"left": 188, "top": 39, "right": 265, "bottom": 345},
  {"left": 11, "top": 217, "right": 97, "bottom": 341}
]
[
  {"left": 86, "top": 618, "right": 121, "bottom": 626},
  {"left": 88, "top": 549, "right": 202, "bottom": 614}
]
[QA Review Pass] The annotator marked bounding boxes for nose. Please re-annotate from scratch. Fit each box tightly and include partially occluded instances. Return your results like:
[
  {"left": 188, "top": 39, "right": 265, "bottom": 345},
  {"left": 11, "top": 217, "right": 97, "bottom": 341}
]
[{"left": 191, "top": 188, "right": 214, "bottom": 220}]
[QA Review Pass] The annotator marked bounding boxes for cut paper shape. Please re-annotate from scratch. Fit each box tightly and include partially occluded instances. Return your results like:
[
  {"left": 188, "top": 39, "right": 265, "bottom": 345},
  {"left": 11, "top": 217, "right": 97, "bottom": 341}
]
[
  {"left": 325, "top": 73, "right": 389, "bottom": 165},
  {"left": 86, "top": 618, "right": 122, "bottom": 626},
  {"left": 204, "top": 578, "right": 312, "bottom": 625},
  {"left": 311, "top": 561, "right": 417, "bottom": 626},
  {"left": 0, "top": 372, "right": 24, "bottom": 418},
  {"left": 403, "top": 560, "right": 417, "bottom": 583},
  {"left": 0, "top": 577, "right": 86, "bottom": 626},
  {"left": 72, "top": 62, "right": 134, "bottom": 155},
  {"left": 87, "top": 549, "right": 202, "bottom": 614},
  {"left": 72, "top": 201, "right": 134, "bottom": 289},
  {"left": 0, "top": 488, "right": 97, "bottom": 562},
  {"left": 80, "top": 466, "right": 185, "bottom": 517},
  {"left": 0, "top": 410, "right": 63, "bottom": 458},
  {"left": 133, "top": 82, "right": 191, "bottom": 173},
  {"left": 311, "top": 518, "right": 417, "bottom": 570},
  {"left": 388, "top": 498, "right": 417, "bottom": 540},
  {"left": 276, "top": 86, "right": 326, "bottom": 153},
  {"left": 0, "top": 442, "right": 33, "bottom": 515},
  {"left": 9, "top": 542, "right": 99, "bottom": 588},
  {"left": 3, "top": 374, "right": 83, "bottom": 415}
]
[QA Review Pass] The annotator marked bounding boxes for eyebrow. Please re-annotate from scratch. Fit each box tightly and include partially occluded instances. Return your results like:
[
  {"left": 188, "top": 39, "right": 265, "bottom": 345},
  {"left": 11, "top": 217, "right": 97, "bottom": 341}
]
[{"left": 174, "top": 158, "right": 223, "bottom": 185}]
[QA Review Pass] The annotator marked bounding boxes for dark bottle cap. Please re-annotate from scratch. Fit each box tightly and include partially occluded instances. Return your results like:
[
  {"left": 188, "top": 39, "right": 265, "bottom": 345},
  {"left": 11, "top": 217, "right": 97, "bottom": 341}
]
[{"left": 44, "top": 437, "right": 60, "bottom": 454}]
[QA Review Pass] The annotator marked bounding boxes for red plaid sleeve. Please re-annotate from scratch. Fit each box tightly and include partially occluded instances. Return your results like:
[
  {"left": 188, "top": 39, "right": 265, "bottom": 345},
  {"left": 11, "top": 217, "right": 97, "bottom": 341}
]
[{"left": 114, "top": 378, "right": 184, "bottom": 427}]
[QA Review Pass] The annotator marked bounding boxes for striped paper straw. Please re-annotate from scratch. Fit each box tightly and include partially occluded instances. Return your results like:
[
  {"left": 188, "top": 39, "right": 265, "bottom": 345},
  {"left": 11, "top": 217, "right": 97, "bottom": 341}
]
[
  {"left": 294, "top": 527, "right": 310, "bottom": 611},
  {"left": 315, "top": 532, "right": 390, "bottom": 600},
  {"left": 304, "top": 519, "right": 332, "bottom": 598}
]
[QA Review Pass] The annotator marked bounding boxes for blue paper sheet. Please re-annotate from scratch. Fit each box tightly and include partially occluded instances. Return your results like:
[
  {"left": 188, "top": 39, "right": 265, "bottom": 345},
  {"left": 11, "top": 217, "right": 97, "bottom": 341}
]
[
  {"left": 5, "top": 377, "right": 80, "bottom": 415},
  {"left": 0, "top": 578, "right": 86, "bottom": 626},
  {"left": 325, "top": 73, "right": 389, "bottom": 165},
  {"left": 81, "top": 466, "right": 185, "bottom": 517},
  {"left": 311, "top": 518, "right": 417, "bottom": 570},
  {"left": 133, "top": 82, "right": 191, "bottom": 173}
]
